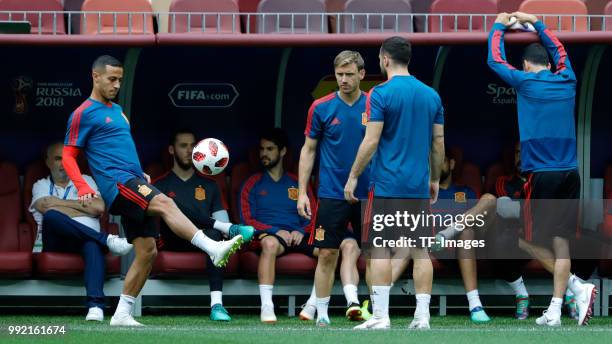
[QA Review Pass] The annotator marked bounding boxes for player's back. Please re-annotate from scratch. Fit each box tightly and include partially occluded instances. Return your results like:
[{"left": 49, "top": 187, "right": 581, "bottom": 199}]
[{"left": 368, "top": 75, "right": 444, "bottom": 199}]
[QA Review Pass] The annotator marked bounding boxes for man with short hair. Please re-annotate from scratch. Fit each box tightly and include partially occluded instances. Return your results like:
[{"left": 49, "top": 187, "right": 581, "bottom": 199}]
[
  {"left": 154, "top": 129, "right": 253, "bottom": 322},
  {"left": 62, "top": 55, "right": 248, "bottom": 326},
  {"left": 488, "top": 12, "right": 597, "bottom": 326},
  {"left": 30, "top": 142, "right": 133, "bottom": 322},
  {"left": 298, "top": 51, "right": 370, "bottom": 326},
  {"left": 345, "top": 36, "right": 445, "bottom": 330}
]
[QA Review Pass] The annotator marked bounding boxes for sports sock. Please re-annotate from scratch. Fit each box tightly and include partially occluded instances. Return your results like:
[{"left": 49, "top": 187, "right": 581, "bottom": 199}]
[
  {"left": 213, "top": 221, "right": 231, "bottom": 235},
  {"left": 415, "top": 294, "right": 431, "bottom": 317},
  {"left": 306, "top": 284, "right": 317, "bottom": 307},
  {"left": 371, "top": 286, "right": 390, "bottom": 319},
  {"left": 466, "top": 289, "right": 483, "bottom": 311},
  {"left": 439, "top": 223, "right": 461, "bottom": 239},
  {"left": 210, "top": 291, "right": 223, "bottom": 306},
  {"left": 316, "top": 297, "right": 331, "bottom": 321},
  {"left": 190, "top": 230, "right": 217, "bottom": 254},
  {"left": 114, "top": 294, "right": 135, "bottom": 317},
  {"left": 259, "top": 285, "right": 274, "bottom": 307},
  {"left": 343, "top": 284, "right": 359, "bottom": 307},
  {"left": 547, "top": 297, "right": 563, "bottom": 317},
  {"left": 508, "top": 276, "right": 529, "bottom": 297}
]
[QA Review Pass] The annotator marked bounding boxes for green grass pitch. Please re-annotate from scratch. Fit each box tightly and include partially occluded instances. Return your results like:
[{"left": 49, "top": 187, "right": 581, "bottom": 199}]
[{"left": 1, "top": 314, "right": 611, "bottom": 344}]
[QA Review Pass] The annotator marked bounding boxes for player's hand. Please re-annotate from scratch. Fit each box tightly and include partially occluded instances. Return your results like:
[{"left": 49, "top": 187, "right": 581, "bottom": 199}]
[
  {"left": 143, "top": 173, "right": 151, "bottom": 184},
  {"left": 344, "top": 176, "right": 359, "bottom": 204},
  {"left": 78, "top": 192, "right": 99, "bottom": 207},
  {"left": 290, "top": 231, "right": 304, "bottom": 246},
  {"left": 276, "top": 230, "right": 292, "bottom": 245},
  {"left": 511, "top": 11, "right": 538, "bottom": 25},
  {"left": 495, "top": 12, "right": 513, "bottom": 26},
  {"left": 430, "top": 180, "right": 440, "bottom": 205},
  {"left": 297, "top": 192, "right": 312, "bottom": 220}
]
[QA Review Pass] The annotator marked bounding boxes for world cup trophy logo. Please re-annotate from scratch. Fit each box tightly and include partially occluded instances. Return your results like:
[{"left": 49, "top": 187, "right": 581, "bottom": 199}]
[{"left": 12, "top": 76, "right": 33, "bottom": 114}]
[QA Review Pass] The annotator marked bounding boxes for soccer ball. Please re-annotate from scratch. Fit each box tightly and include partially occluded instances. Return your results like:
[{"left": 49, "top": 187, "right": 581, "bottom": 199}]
[{"left": 192, "top": 138, "right": 230, "bottom": 176}]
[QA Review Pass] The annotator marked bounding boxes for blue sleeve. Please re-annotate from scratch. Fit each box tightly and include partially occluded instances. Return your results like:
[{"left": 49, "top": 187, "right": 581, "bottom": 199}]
[
  {"left": 433, "top": 92, "right": 444, "bottom": 125},
  {"left": 305, "top": 102, "right": 323, "bottom": 139},
  {"left": 366, "top": 88, "right": 385, "bottom": 122},
  {"left": 534, "top": 21, "right": 575, "bottom": 80},
  {"left": 487, "top": 23, "right": 526, "bottom": 88},
  {"left": 64, "top": 110, "right": 93, "bottom": 147},
  {"left": 239, "top": 177, "right": 279, "bottom": 235}
]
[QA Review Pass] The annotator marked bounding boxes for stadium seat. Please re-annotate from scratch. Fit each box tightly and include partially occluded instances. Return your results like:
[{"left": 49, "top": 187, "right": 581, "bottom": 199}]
[
  {"left": 151, "top": 0, "right": 173, "bottom": 33},
  {"left": 603, "top": 164, "right": 612, "bottom": 237},
  {"left": 341, "top": 0, "right": 413, "bottom": 33},
  {"left": 63, "top": 0, "right": 85, "bottom": 33},
  {"left": 428, "top": 0, "right": 497, "bottom": 32},
  {"left": 168, "top": 0, "right": 241, "bottom": 34},
  {"left": 448, "top": 147, "right": 483, "bottom": 197},
  {"left": 239, "top": 251, "right": 317, "bottom": 276},
  {"left": 0, "top": 161, "right": 32, "bottom": 278},
  {"left": 518, "top": 0, "right": 588, "bottom": 32},
  {"left": 0, "top": 0, "right": 66, "bottom": 34},
  {"left": 498, "top": 0, "right": 528, "bottom": 13},
  {"left": 80, "top": 0, "right": 154, "bottom": 35},
  {"left": 584, "top": 0, "right": 610, "bottom": 30},
  {"left": 151, "top": 251, "right": 240, "bottom": 277},
  {"left": 484, "top": 162, "right": 505, "bottom": 195},
  {"left": 326, "top": 0, "right": 347, "bottom": 32},
  {"left": 605, "top": 0, "right": 612, "bottom": 30},
  {"left": 230, "top": 161, "right": 258, "bottom": 223},
  {"left": 410, "top": 0, "right": 433, "bottom": 32},
  {"left": 238, "top": 0, "right": 261, "bottom": 33},
  {"left": 257, "top": 0, "right": 328, "bottom": 33}
]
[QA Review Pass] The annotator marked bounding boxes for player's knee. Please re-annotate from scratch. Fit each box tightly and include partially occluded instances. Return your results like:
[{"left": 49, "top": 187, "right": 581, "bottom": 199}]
[
  {"left": 135, "top": 238, "right": 158, "bottom": 262},
  {"left": 318, "top": 248, "right": 339, "bottom": 264},
  {"left": 481, "top": 193, "right": 496, "bottom": 201},
  {"left": 340, "top": 240, "right": 360, "bottom": 259},
  {"left": 260, "top": 236, "right": 279, "bottom": 254},
  {"left": 148, "top": 194, "right": 176, "bottom": 215}
]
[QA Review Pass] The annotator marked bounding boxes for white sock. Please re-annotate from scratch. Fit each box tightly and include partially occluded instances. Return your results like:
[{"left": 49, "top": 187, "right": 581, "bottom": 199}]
[
  {"left": 316, "top": 297, "right": 330, "bottom": 321},
  {"left": 371, "top": 286, "right": 390, "bottom": 319},
  {"left": 213, "top": 221, "right": 231, "bottom": 235},
  {"left": 210, "top": 291, "right": 223, "bottom": 306},
  {"left": 259, "top": 284, "right": 274, "bottom": 307},
  {"left": 343, "top": 284, "right": 359, "bottom": 307},
  {"left": 306, "top": 284, "right": 317, "bottom": 306},
  {"left": 567, "top": 274, "right": 584, "bottom": 296},
  {"left": 548, "top": 297, "right": 563, "bottom": 316},
  {"left": 415, "top": 293, "right": 431, "bottom": 316},
  {"left": 114, "top": 294, "right": 135, "bottom": 317},
  {"left": 190, "top": 230, "right": 217, "bottom": 254},
  {"left": 508, "top": 276, "right": 529, "bottom": 297},
  {"left": 466, "top": 289, "right": 483, "bottom": 311},
  {"left": 439, "top": 223, "right": 461, "bottom": 239}
]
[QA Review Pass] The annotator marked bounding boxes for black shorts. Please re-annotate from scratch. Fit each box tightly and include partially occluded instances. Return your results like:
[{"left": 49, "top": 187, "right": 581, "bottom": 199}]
[
  {"left": 110, "top": 177, "right": 162, "bottom": 243},
  {"left": 309, "top": 198, "right": 361, "bottom": 249},
  {"left": 362, "top": 197, "right": 433, "bottom": 252},
  {"left": 523, "top": 169, "right": 580, "bottom": 247},
  {"left": 257, "top": 232, "right": 315, "bottom": 257}
]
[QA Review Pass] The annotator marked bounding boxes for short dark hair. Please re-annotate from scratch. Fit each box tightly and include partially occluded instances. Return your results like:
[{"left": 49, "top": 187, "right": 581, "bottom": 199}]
[
  {"left": 260, "top": 128, "right": 289, "bottom": 151},
  {"left": 92, "top": 55, "right": 123, "bottom": 72},
  {"left": 522, "top": 43, "right": 549, "bottom": 67},
  {"left": 45, "top": 141, "right": 63, "bottom": 160},
  {"left": 381, "top": 36, "right": 412, "bottom": 66},
  {"left": 169, "top": 128, "right": 196, "bottom": 146}
]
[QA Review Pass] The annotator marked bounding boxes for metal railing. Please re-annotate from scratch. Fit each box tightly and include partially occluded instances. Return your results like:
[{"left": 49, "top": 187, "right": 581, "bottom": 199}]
[{"left": 0, "top": 11, "right": 610, "bottom": 35}]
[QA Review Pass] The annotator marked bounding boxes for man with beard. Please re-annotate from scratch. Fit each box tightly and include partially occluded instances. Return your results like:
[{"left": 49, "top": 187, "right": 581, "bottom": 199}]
[
  {"left": 153, "top": 129, "right": 254, "bottom": 322},
  {"left": 62, "top": 55, "right": 247, "bottom": 326},
  {"left": 239, "top": 128, "right": 317, "bottom": 323},
  {"left": 30, "top": 142, "right": 133, "bottom": 322},
  {"left": 298, "top": 50, "right": 369, "bottom": 327}
]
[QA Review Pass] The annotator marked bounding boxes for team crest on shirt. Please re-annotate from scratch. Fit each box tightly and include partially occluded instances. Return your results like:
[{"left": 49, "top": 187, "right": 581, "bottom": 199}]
[
  {"left": 195, "top": 186, "right": 206, "bottom": 201},
  {"left": 454, "top": 192, "right": 467, "bottom": 203},
  {"left": 315, "top": 226, "right": 325, "bottom": 241},
  {"left": 287, "top": 187, "right": 298, "bottom": 201},
  {"left": 361, "top": 112, "right": 368, "bottom": 126},
  {"left": 137, "top": 184, "right": 152, "bottom": 197}
]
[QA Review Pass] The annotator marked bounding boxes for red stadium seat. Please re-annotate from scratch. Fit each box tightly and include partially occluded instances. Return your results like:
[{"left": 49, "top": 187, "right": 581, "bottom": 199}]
[
  {"left": 80, "top": 0, "right": 154, "bottom": 35},
  {"left": 411, "top": 0, "right": 433, "bottom": 32},
  {"left": 0, "top": 0, "right": 66, "bottom": 34},
  {"left": 0, "top": 161, "right": 32, "bottom": 278},
  {"left": 239, "top": 250, "right": 317, "bottom": 276},
  {"left": 168, "top": 0, "right": 241, "bottom": 34},
  {"left": 256, "top": 0, "right": 328, "bottom": 33},
  {"left": 231, "top": 162, "right": 258, "bottom": 223},
  {"left": 605, "top": 0, "right": 612, "bottom": 30},
  {"left": 448, "top": 147, "right": 483, "bottom": 197},
  {"left": 583, "top": 0, "right": 610, "bottom": 30},
  {"left": 498, "top": 0, "right": 528, "bottom": 13},
  {"left": 151, "top": 251, "right": 240, "bottom": 277},
  {"left": 428, "top": 0, "right": 497, "bottom": 32},
  {"left": 518, "top": 0, "right": 588, "bottom": 32},
  {"left": 341, "top": 0, "right": 413, "bottom": 33},
  {"left": 603, "top": 165, "right": 612, "bottom": 237},
  {"left": 238, "top": 0, "right": 261, "bottom": 33}
]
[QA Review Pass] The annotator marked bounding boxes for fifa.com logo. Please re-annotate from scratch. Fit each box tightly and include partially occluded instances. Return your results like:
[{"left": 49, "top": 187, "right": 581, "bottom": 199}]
[{"left": 371, "top": 211, "right": 486, "bottom": 232}]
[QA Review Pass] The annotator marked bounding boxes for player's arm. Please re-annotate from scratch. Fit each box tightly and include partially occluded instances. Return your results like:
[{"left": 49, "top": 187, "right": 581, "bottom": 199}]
[
  {"left": 239, "top": 177, "right": 280, "bottom": 234},
  {"left": 34, "top": 197, "right": 104, "bottom": 217},
  {"left": 298, "top": 182, "right": 317, "bottom": 234},
  {"left": 298, "top": 136, "right": 318, "bottom": 219},
  {"left": 430, "top": 123, "right": 445, "bottom": 204},
  {"left": 487, "top": 13, "right": 525, "bottom": 87},
  {"left": 527, "top": 16, "right": 575, "bottom": 79},
  {"left": 345, "top": 121, "right": 383, "bottom": 203}
]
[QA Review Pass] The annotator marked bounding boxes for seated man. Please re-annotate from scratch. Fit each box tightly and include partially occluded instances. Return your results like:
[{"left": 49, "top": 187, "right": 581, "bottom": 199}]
[
  {"left": 240, "top": 128, "right": 365, "bottom": 323},
  {"left": 29, "top": 142, "right": 133, "bottom": 321},
  {"left": 154, "top": 129, "right": 254, "bottom": 322}
]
